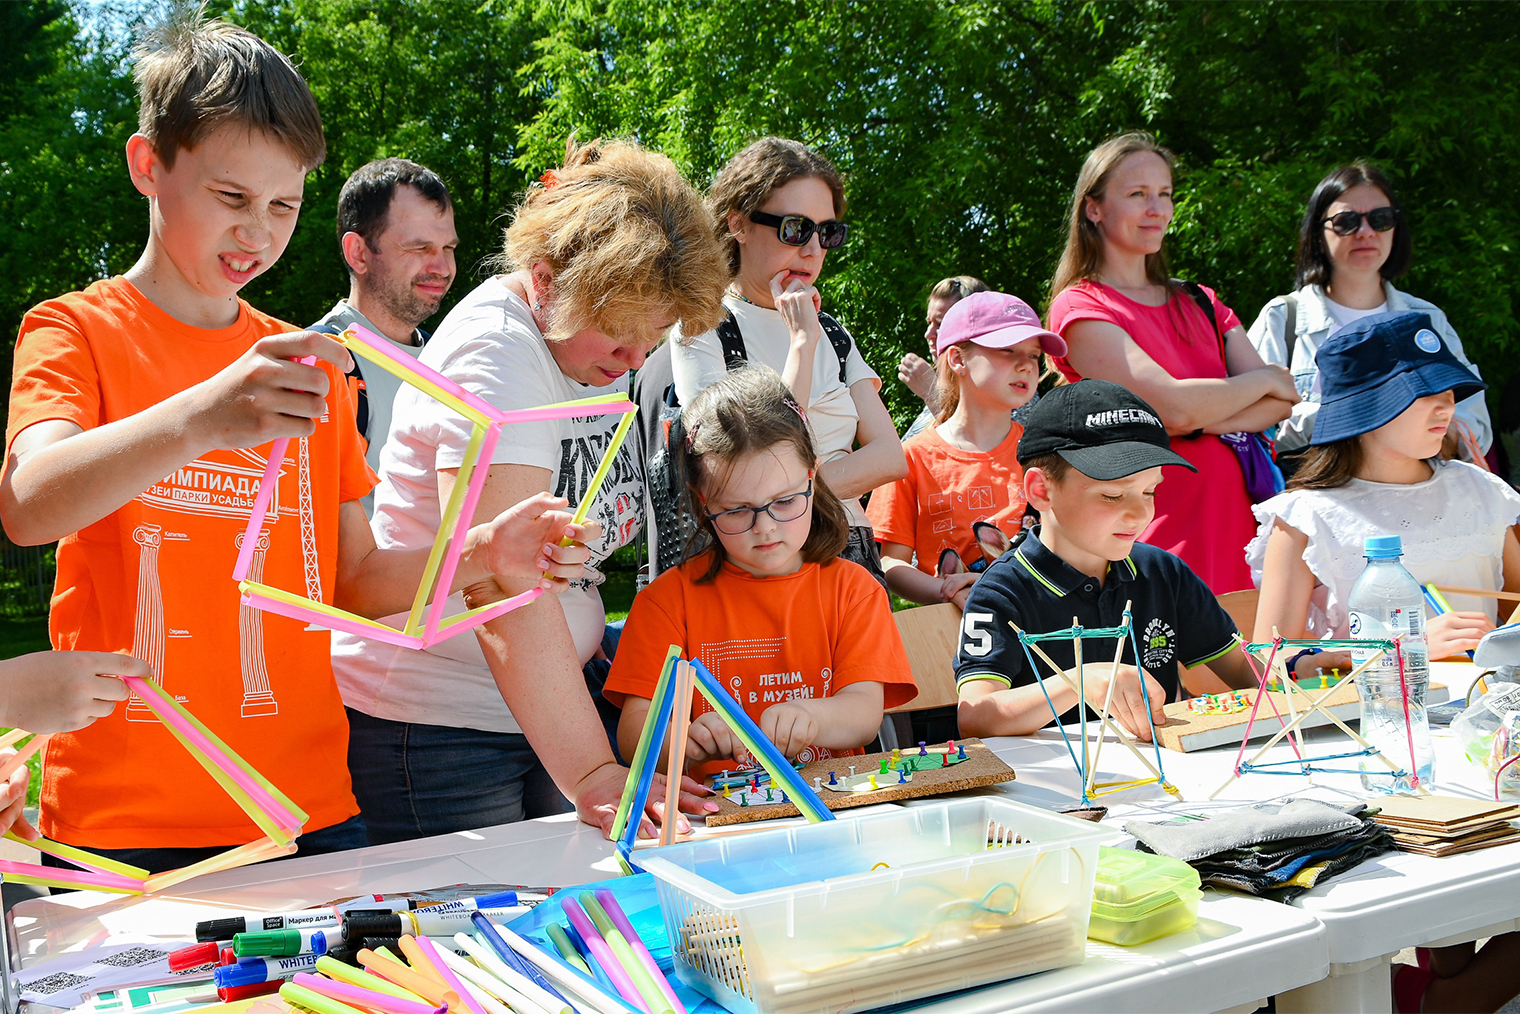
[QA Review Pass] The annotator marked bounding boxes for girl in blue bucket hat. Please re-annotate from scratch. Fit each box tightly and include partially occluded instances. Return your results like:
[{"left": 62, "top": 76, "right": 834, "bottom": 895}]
[{"left": 1248, "top": 309, "right": 1520, "bottom": 674}]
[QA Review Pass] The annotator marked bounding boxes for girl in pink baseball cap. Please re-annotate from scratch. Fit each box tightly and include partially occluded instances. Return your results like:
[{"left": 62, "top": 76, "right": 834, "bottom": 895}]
[{"left": 867, "top": 292, "right": 1064, "bottom": 609}]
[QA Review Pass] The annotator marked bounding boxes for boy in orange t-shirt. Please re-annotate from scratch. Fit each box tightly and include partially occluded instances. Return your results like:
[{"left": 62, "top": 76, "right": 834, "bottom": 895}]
[{"left": 2, "top": 17, "right": 600, "bottom": 871}]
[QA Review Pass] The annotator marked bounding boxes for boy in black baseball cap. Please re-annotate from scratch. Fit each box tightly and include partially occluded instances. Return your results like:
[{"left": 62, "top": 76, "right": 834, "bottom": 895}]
[{"left": 956, "top": 379, "right": 1258, "bottom": 741}]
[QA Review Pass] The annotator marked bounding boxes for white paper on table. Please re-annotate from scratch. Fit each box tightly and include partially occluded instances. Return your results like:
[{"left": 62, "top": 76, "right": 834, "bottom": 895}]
[{"left": 14, "top": 941, "right": 210, "bottom": 1009}]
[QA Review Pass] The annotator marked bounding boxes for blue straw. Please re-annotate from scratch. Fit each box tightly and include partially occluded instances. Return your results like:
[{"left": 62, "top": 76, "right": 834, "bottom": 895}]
[
  {"left": 618, "top": 666, "right": 679, "bottom": 856},
  {"left": 471, "top": 911, "right": 571, "bottom": 1005},
  {"left": 564, "top": 920, "right": 619, "bottom": 997}
]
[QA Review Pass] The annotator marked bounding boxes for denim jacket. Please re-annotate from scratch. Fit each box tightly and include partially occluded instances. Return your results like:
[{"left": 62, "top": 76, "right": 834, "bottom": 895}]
[{"left": 1247, "top": 282, "right": 1491, "bottom": 453}]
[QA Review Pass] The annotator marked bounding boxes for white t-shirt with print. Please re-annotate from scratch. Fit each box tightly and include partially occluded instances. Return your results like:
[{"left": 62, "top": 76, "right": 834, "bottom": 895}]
[
  {"left": 332, "top": 276, "right": 643, "bottom": 734},
  {"left": 1246, "top": 459, "right": 1520, "bottom": 638},
  {"left": 670, "top": 294, "right": 880, "bottom": 526}
]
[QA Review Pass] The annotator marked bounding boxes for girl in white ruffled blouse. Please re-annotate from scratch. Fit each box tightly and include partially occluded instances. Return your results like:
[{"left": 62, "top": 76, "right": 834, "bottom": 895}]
[{"left": 1249, "top": 309, "right": 1520, "bottom": 676}]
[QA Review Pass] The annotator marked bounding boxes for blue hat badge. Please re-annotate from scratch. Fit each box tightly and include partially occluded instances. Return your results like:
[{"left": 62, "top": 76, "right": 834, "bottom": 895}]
[{"left": 1414, "top": 328, "right": 1441, "bottom": 353}]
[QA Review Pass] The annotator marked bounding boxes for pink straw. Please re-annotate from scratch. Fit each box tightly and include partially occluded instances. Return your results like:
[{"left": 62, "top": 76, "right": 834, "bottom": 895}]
[
  {"left": 563, "top": 896, "right": 649, "bottom": 1013},
  {"left": 414, "top": 936, "right": 487, "bottom": 1014}
]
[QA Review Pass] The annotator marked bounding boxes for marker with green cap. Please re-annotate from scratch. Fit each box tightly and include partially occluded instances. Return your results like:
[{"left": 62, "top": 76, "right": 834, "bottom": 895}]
[{"left": 233, "top": 925, "right": 329, "bottom": 958}]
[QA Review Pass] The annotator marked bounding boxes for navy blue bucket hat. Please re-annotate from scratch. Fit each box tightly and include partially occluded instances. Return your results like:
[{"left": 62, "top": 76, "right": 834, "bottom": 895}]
[{"left": 1311, "top": 310, "right": 1486, "bottom": 445}]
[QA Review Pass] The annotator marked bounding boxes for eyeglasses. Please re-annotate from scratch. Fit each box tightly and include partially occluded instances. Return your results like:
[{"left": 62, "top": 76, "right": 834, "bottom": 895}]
[
  {"left": 748, "top": 211, "right": 849, "bottom": 250},
  {"left": 706, "top": 479, "right": 814, "bottom": 535},
  {"left": 1323, "top": 207, "right": 1398, "bottom": 236}
]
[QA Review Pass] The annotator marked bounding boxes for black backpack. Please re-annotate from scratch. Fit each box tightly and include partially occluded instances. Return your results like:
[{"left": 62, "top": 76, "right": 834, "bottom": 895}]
[{"left": 641, "top": 309, "right": 855, "bottom": 576}]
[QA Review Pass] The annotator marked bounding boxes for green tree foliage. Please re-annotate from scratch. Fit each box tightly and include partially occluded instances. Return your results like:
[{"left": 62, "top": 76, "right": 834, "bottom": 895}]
[{"left": 3, "top": 0, "right": 1516, "bottom": 427}]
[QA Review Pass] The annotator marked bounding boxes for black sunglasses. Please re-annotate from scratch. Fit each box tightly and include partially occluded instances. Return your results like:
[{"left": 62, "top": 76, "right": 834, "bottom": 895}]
[
  {"left": 1323, "top": 206, "right": 1398, "bottom": 236},
  {"left": 748, "top": 211, "right": 849, "bottom": 250}
]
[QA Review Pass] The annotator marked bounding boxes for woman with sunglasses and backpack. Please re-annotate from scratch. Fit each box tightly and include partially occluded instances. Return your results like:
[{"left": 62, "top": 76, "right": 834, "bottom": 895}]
[
  {"left": 1247, "top": 163, "right": 1492, "bottom": 468},
  {"left": 669, "top": 137, "right": 906, "bottom": 587}
]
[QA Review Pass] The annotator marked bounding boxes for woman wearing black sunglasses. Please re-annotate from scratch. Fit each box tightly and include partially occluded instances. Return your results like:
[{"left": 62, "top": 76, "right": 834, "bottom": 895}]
[
  {"left": 1247, "top": 163, "right": 1492, "bottom": 459},
  {"left": 668, "top": 137, "right": 906, "bottom": 586}
]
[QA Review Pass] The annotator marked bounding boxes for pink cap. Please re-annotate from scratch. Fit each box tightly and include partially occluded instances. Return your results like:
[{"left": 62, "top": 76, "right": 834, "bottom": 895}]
[{"left": 936, "top": 291, "right": 1067, "bottom": 358}]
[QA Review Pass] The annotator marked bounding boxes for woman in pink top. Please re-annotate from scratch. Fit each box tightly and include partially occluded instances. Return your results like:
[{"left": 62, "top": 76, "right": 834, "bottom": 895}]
[{"left": 1046, "top": 133, "right": 1299, "bottom": 592}]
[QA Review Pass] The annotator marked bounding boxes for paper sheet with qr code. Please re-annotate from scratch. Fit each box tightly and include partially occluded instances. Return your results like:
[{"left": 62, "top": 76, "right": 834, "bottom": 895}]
[{"left": 14, "top": 941, "right": 211, "bottom": 1008}]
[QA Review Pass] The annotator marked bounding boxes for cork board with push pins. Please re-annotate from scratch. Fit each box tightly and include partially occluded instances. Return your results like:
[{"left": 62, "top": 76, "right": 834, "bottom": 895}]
[{"left": 704, "top": 738, "right": 1016, "bottom": 826}]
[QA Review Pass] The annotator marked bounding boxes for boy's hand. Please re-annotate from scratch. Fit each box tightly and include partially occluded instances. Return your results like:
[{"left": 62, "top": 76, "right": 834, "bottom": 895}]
[
  {"left": 0, "top": 757, "right": 36, "bottom": 841},
  {"left": 759, "top": 702, "right": 819, "bottom": 760},
  {"left": 0, "top": 651, "right": 145, "bottom": 734},
  {"left": 1081, "top": 664, "right": 1167, "bottom": 743},
  {"left": 686, "top": 711, "right": 746, "bottom": 764},
  {"left": 188, "top": 331, "right": 353, "bottom": 451},
  {"left": 471, "top": 493, "right": 602, "bottom": 593},
  {"left": 1428, "top": 610, "right": 1494, "bottom": 660}
]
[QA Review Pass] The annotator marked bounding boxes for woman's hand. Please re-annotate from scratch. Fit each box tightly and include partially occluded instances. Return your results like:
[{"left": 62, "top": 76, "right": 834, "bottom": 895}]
[
  {"left": 1427, "top": 611, "right": 1494, "bottom": 660},
  {"left": 473, "top": 492, "right": 602, "bottom": 593},
  {"left": 1292, "top": 649, "right": 1353, "bottom": 682},
  {"left": 898, "top": 353, "right": 936, "bottom": 401},
  {"left": 770, "top": 270, "right": 823, "bottom": 349}
]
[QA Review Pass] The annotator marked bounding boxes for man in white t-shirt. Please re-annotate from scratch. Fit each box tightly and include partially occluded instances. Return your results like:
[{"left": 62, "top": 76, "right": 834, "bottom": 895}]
[{"left": 312, "top": 159, "right": 459, "bottom": 500}]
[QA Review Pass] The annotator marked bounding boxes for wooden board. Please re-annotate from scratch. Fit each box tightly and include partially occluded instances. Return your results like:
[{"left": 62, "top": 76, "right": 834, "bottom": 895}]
[
  {"left": 1155, "top": 681, "right": 1449, "bottom": 753},
  {"left": 704, "top": 738, "right": 1015, "bottom": 827}
]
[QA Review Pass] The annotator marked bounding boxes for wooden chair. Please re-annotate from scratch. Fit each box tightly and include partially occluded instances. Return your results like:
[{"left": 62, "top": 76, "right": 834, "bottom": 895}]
[
  {"left": 879, "top": 603, "right": 963, "bottom": 749},
  {"left": 1183, "top": 589, "right": 1260, "bottom": 696}
]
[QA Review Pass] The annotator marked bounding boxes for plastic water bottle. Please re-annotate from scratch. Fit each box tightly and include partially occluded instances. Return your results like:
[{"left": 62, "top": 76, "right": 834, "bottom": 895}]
[{"left": 1347, "top": 535, "right": 1434, "bottom": 792}]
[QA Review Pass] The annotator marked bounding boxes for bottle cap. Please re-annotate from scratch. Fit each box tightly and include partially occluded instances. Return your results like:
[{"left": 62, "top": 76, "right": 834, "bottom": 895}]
[
  {"left": 216, "top": 961, "right": 278, "bottom": 989},
  {"left": 1364, "top": 535, "right": 1404, "bottom": 559}
]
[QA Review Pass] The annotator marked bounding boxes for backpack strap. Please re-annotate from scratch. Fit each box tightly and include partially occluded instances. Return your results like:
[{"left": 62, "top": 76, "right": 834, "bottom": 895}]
[
  {"left": 719, "top": 308, "right": 854, "bottom": 384},
  {"left": 1175, "top": 279, "right": 1224, "bottom": 360},
  {"left": 716, "top": 310, "right": 747, "bottom": 372},
  {"left": 817, "top": 311, "right": 854, "bottom": 385},
  {"left": 1281, "top": 293, "right": 1299, "bottom": 368}
]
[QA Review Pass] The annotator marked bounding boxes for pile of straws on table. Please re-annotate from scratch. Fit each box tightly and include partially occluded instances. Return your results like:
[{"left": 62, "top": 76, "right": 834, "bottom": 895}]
[{"left": 277, "top": 904, "right": 663, "bottom": 1014}]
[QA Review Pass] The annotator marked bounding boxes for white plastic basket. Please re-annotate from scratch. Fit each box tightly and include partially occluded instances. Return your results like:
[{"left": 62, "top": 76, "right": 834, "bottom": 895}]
[{"left": 638, "top": 799, "right": 1107, "bottom": 1014}]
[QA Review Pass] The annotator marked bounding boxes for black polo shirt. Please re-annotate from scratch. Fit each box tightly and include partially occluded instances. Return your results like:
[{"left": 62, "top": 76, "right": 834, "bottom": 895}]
[{"left": 954, "top": 529, "right": 1237, "bottom": 723}]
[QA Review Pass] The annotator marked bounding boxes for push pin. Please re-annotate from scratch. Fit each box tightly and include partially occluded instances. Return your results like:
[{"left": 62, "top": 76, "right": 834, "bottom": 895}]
[
  {"left": 878, "top": 758, "right": 890, "bottom": 775},
  {"left": 723, "top": 784, "right": 732, "bottom": 798},
  {"left": 918, "top": 741, "right": 929, "bottom": 757},
  {"left": 868, "top": 775, "right": 877, "bottom": 790},
  {"left": 898, "top": 769, "right": 908, "bottom": 784},
  {"left": 765, "top": 787, "right": 773, "bottom": 802},
  {"left": 814, "top": 776, "right": 823, "bottom": 791},
  {"left": 739, "top": 794, "right": 748, "bottom": 807},
  {"left": 942, "top": 751, "right": 949, "bottom": 767},
  {"left": 781, "top": 791, "right": 788, "bottom": 803},
  {"left": 890, "top": 748, "right": 901, "bottom": 763},
  {"left": 829, "top": 771, "right": 838, "bottom": 785},
  {"left": 849, "top": 765, "right": 857, "bottom": 777},
  {"left": 957, "top": 743, "right": 966, "bottom": 760}
]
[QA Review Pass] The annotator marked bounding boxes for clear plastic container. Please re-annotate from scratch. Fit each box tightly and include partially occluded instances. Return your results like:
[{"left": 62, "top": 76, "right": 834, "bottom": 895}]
[
  {"left": 638, "top": 799, "right": 1108, "bottom": 1014},
  {"left": 1088, "top": 846, "right": 1202, "bottom": 946}
]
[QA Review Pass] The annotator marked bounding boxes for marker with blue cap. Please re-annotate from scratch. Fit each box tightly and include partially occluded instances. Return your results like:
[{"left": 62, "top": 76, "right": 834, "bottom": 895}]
[{"left": 213, "top": 952, "right": 319, "bottom": 988}]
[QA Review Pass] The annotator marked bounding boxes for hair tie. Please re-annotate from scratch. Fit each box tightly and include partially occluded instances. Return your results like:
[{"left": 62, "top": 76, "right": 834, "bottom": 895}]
[
  {"left": 783, "top": 398, "right": 807, "bottom": 423},
  {"left": 540, "top": 169, "right": 560, "bottom": 189},
  {"left": 684, "top": 420, "right": 700, "bottom": 448}
]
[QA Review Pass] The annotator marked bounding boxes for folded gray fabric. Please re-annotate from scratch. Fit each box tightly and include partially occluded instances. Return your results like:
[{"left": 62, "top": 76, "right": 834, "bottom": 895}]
[{"left": 1124, "top": 799, "right": 1366, "bottom": 862}]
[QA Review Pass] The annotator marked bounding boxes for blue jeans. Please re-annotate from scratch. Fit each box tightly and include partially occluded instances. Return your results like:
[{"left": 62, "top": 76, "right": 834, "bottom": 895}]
[
  {"left": 346, "top": 708, "right": 571, "bottom": 845},
  {"left": 40, "top": 815, "right": 370, "bottom": 877}
]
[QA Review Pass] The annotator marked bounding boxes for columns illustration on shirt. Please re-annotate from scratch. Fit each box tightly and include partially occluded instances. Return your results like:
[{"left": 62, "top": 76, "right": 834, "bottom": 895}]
[
  {"left": 126, "top": 523, "right": 169, "bottom": 721},
  {"left": 297, "top": 436, "right": 321, "bottom": 603},
  {"left": 235, "top": 529, "right": 279, "bottom": 717}
]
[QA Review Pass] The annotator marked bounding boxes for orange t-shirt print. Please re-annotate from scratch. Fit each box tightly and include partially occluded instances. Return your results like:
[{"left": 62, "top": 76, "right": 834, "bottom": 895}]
[
  {"left": 5, "top": 277, "right": 375, "bottom": 848},
  {"left": 603, "top": 555, "right": 916, "bottom": 779},
  {"left": 866, "top": 422, "right": 1027, "bottom": 574}
]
